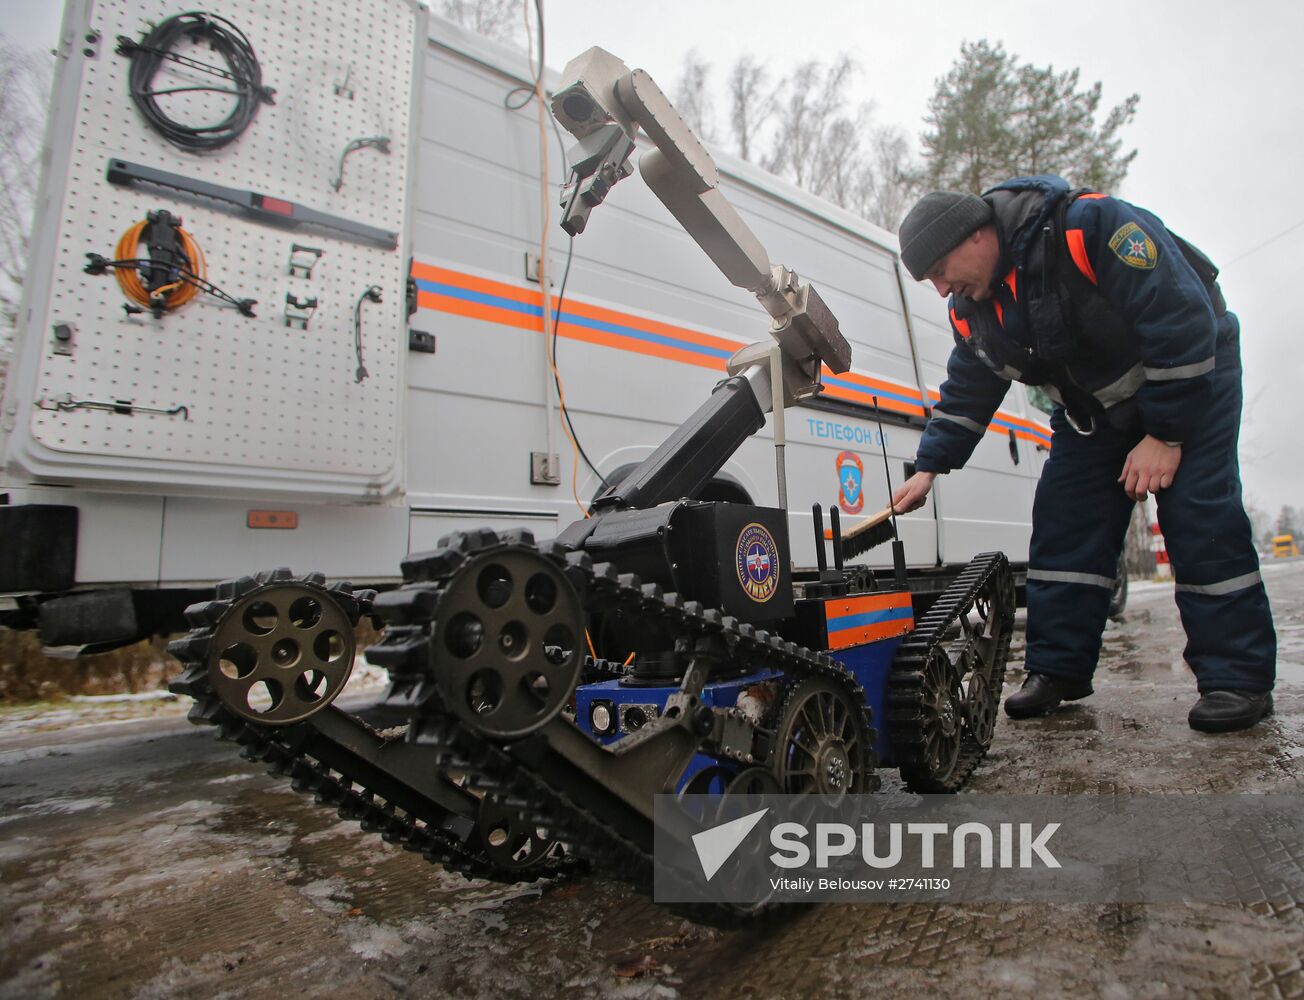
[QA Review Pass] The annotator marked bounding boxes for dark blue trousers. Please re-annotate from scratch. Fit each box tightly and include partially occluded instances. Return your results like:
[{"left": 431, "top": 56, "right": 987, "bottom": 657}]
[{"left": 1024, "top": 330, "right": 1276, "bottom": 693}]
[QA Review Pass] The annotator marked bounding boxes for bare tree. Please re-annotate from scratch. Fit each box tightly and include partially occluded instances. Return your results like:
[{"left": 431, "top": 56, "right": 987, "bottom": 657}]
[
  {"left": 1275, "top": 506, "right": 1299, "bottom": 538},
  {"left": 763, "top": 56, "right": 856, "bottom": 192},
  {"left": 437, "top": 0, "right": 523, "bottom": 45},
  {"left": 0, "top": 39, "right": 52, "bottom": 340},
  {"left": 727, "top": 55, "right": 774, "bottom": 162},
  {"left": 1243, "top": 496, "right": 1271, "bottom": 551},
  {"left": 672, "top": 49, "right": 922, "bottom": 232},
  {"left": 772, "top": 59, "right": 925, "bottom": 231},
  {"left": 852, "top": 124, "right": 922, "bottom": 230},
  {"left": 673, "top": 49, "right": 715, "bottom": 143}
]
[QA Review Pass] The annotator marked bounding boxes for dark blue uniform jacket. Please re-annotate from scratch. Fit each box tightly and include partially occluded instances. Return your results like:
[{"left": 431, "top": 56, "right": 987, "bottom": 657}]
[{"left": 915, "top": 175, "right": 1231, "bottom": 474}]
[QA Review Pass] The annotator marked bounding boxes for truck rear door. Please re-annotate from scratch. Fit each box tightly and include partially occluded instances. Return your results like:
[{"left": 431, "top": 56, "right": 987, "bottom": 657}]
[{"left": 1, "top": 0, "right": 427, "bottom": 501}]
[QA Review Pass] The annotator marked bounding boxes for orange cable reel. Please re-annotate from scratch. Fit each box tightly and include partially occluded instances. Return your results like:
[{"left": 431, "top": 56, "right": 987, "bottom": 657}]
[{"left": 86, "top": 209, "right": 255, "bottom": 318}]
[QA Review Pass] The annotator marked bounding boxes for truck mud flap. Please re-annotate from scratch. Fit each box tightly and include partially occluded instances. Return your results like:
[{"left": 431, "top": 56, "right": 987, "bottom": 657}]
[
  {"left": 0, "top": 504, "right": 78, "bottom": 593},
  {"left": 37, "top": 589, "right": 138, "bottom": 649}
]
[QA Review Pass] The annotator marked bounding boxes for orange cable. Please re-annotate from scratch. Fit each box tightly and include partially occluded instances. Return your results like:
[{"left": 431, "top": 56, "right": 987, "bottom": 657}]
[
  {"left": 112, "top": 217, "right": 204, "bottom": 312},
  {"left": 525, "top": 0, "right": 588, "bottom": 517}
]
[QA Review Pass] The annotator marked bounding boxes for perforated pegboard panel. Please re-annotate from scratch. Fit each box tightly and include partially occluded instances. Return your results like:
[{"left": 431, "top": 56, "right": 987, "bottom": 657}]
[{"left": 12, "top": 0, "right": 425, "bottom": 498}]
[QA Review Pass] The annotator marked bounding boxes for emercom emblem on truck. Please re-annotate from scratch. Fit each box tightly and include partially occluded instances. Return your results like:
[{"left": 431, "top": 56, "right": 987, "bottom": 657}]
[{"left": 837, "top": 451, "right": 865, "bottom": 515}]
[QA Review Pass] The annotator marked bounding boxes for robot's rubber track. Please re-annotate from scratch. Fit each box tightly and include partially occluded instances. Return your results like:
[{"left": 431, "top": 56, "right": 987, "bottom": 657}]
[
  {"left": 374, "top": 530, "right": 883, "bottom": 888},
  {"left": 886, "top": 550, "right": 1015, "bottom": 792},
  {"left": 167, "top": 569, "right": 576, "bottom": 885}
]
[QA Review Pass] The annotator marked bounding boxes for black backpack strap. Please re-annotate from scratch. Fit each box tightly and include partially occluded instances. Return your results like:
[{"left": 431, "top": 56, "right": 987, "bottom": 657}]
[
  {"left": 1039, "top": 188, "right": 1110, "bottom": 434},
  {"left": 1167, "top": 230, "right": 1228, "bottom": 316}
]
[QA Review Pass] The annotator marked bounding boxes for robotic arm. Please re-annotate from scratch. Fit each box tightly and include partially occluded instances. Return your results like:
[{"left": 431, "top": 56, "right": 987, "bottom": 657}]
[{"left": 552, "top": 47, "right": 851, "bottom": 404}]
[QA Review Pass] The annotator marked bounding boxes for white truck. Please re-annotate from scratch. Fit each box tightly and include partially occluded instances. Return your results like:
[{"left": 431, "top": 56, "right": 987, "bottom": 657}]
[{"left": 0, "top": 0, "right": 1059, "bottom": 653}]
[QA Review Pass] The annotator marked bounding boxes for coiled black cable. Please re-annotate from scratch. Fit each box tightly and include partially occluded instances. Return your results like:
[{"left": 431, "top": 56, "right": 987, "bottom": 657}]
[{"left": 117, "top": 11, "right": 274, "bottom": 151}]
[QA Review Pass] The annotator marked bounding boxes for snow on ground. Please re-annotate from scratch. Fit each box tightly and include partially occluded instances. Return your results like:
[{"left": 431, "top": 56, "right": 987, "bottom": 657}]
[{"left": 0, "top": 657, "right": 388, "bottom": 739}]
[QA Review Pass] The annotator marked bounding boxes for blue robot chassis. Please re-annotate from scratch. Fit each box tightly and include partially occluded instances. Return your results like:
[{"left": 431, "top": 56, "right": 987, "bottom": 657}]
[{"left": 575, "top": 586, "right": 913, "bottom": 776}]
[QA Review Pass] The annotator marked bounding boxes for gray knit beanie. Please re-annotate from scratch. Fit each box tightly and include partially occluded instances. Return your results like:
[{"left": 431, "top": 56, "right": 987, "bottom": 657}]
[{"left": 898, "top": 192, "right": 994, "bottom": 280}]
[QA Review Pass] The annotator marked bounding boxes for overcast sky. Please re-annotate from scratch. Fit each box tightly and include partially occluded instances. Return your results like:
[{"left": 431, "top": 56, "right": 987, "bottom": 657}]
[
  {"left": 5, "top": 0, "right": 1301, "bottom": 521},
  {"left": 543, "top": 0, "right": 1304, "bottom": 524}
]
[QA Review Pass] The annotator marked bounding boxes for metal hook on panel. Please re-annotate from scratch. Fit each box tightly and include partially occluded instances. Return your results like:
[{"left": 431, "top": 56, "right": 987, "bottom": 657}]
[
  {"left": 285, "top": 292, "right": 319, "bottom": 329},
  {"left": 353, "top": 285, "right": 382, "bottom": 383},
  {"left": 331, "top": 136, "right": 390, "bottom": 192},
  {"left": 37, "top": 392, "right": 189, "bottom": 420},
  {"left": 288, "top": 243, "right": 324, "bottom": 279},
  {"left": 334, "top": 63, "right": 354, "bottom": 100}
]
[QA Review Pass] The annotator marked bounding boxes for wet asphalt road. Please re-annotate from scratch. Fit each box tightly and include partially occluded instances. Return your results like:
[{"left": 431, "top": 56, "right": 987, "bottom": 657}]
[{"left": 2, "top": 563, "right": 1303, "bottom": 999}]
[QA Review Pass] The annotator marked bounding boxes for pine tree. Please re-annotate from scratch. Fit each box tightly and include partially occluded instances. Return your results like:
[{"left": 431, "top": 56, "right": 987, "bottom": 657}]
[{"left": 921, "top": 40, "right": 1138, "bottom": 195}]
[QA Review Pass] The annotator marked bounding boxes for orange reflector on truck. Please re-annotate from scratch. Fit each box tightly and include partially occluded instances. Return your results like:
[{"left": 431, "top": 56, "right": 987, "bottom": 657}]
[{"left": 248, "top": 510, "right": 298, "bottom": 529}]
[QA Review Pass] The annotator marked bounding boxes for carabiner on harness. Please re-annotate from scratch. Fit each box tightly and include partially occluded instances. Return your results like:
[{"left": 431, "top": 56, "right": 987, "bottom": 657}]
[{"left": 1065, "top": 410, "right": 1097, "bottom": 436}]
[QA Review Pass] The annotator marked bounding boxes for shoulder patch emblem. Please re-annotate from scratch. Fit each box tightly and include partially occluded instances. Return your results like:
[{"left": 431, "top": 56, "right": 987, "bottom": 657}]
[{"left": 1108, "top": 222, "right": 1158, "bottom": 270}]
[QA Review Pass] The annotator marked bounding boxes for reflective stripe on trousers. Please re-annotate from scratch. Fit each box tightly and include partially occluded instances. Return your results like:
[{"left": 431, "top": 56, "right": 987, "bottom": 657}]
[{"left": 1027, "top": 568, "right": 1115, "bottom": 590}]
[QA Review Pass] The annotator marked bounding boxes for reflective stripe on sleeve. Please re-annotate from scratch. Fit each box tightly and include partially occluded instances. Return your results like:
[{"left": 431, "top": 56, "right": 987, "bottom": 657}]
[
  {"left": 1175, "top": 570, "right": 1263, "bottom": 596},
  {"left": 1144, "top": 357, "right": 1215, "bottom": 382},
  {"left": 1027, "top": 568, "right": 1116, "bottom": 590},
  {"left": 931, "top": 408, "right": 987, "bottom": 435}
]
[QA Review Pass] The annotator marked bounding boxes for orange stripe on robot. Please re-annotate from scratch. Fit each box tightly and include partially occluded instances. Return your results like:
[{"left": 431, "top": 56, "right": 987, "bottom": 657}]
[{"left": 824, "top": 592, "right": 916, "bottom": 650}]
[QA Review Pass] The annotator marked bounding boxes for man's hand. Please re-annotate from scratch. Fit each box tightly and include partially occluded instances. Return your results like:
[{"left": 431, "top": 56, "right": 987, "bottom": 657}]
[
  {"left": 1119, "top": 435, "right": 1181, "bottom": 501},
  {"left": 892, "top": 471, "right": 938, "bottom": 514}
]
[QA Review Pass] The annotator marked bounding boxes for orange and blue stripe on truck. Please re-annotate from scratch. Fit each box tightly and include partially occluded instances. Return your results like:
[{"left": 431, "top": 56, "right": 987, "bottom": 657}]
[{"left": 412, "top": 261, "right": 1052, "bottom": 448}]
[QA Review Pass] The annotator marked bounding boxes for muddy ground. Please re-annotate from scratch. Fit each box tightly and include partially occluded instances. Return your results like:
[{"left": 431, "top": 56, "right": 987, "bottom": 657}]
[{"left": 2, "top": 564, "right": 1302, "bottom": 999}]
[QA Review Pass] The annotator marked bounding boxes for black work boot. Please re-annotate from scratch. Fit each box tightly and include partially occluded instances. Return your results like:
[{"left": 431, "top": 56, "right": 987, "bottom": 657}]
[
  {"left": 1004, "top": 672, "right": 1094, "bottom": 719},
  {"left": 1188, "top": 690, "right": 1273, "bottom": 733}
]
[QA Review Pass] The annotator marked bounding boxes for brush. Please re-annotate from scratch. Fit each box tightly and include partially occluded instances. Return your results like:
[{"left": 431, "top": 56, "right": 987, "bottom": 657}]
[{"left": 839, "top": 503, "right": 897, "bottom": 559}]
